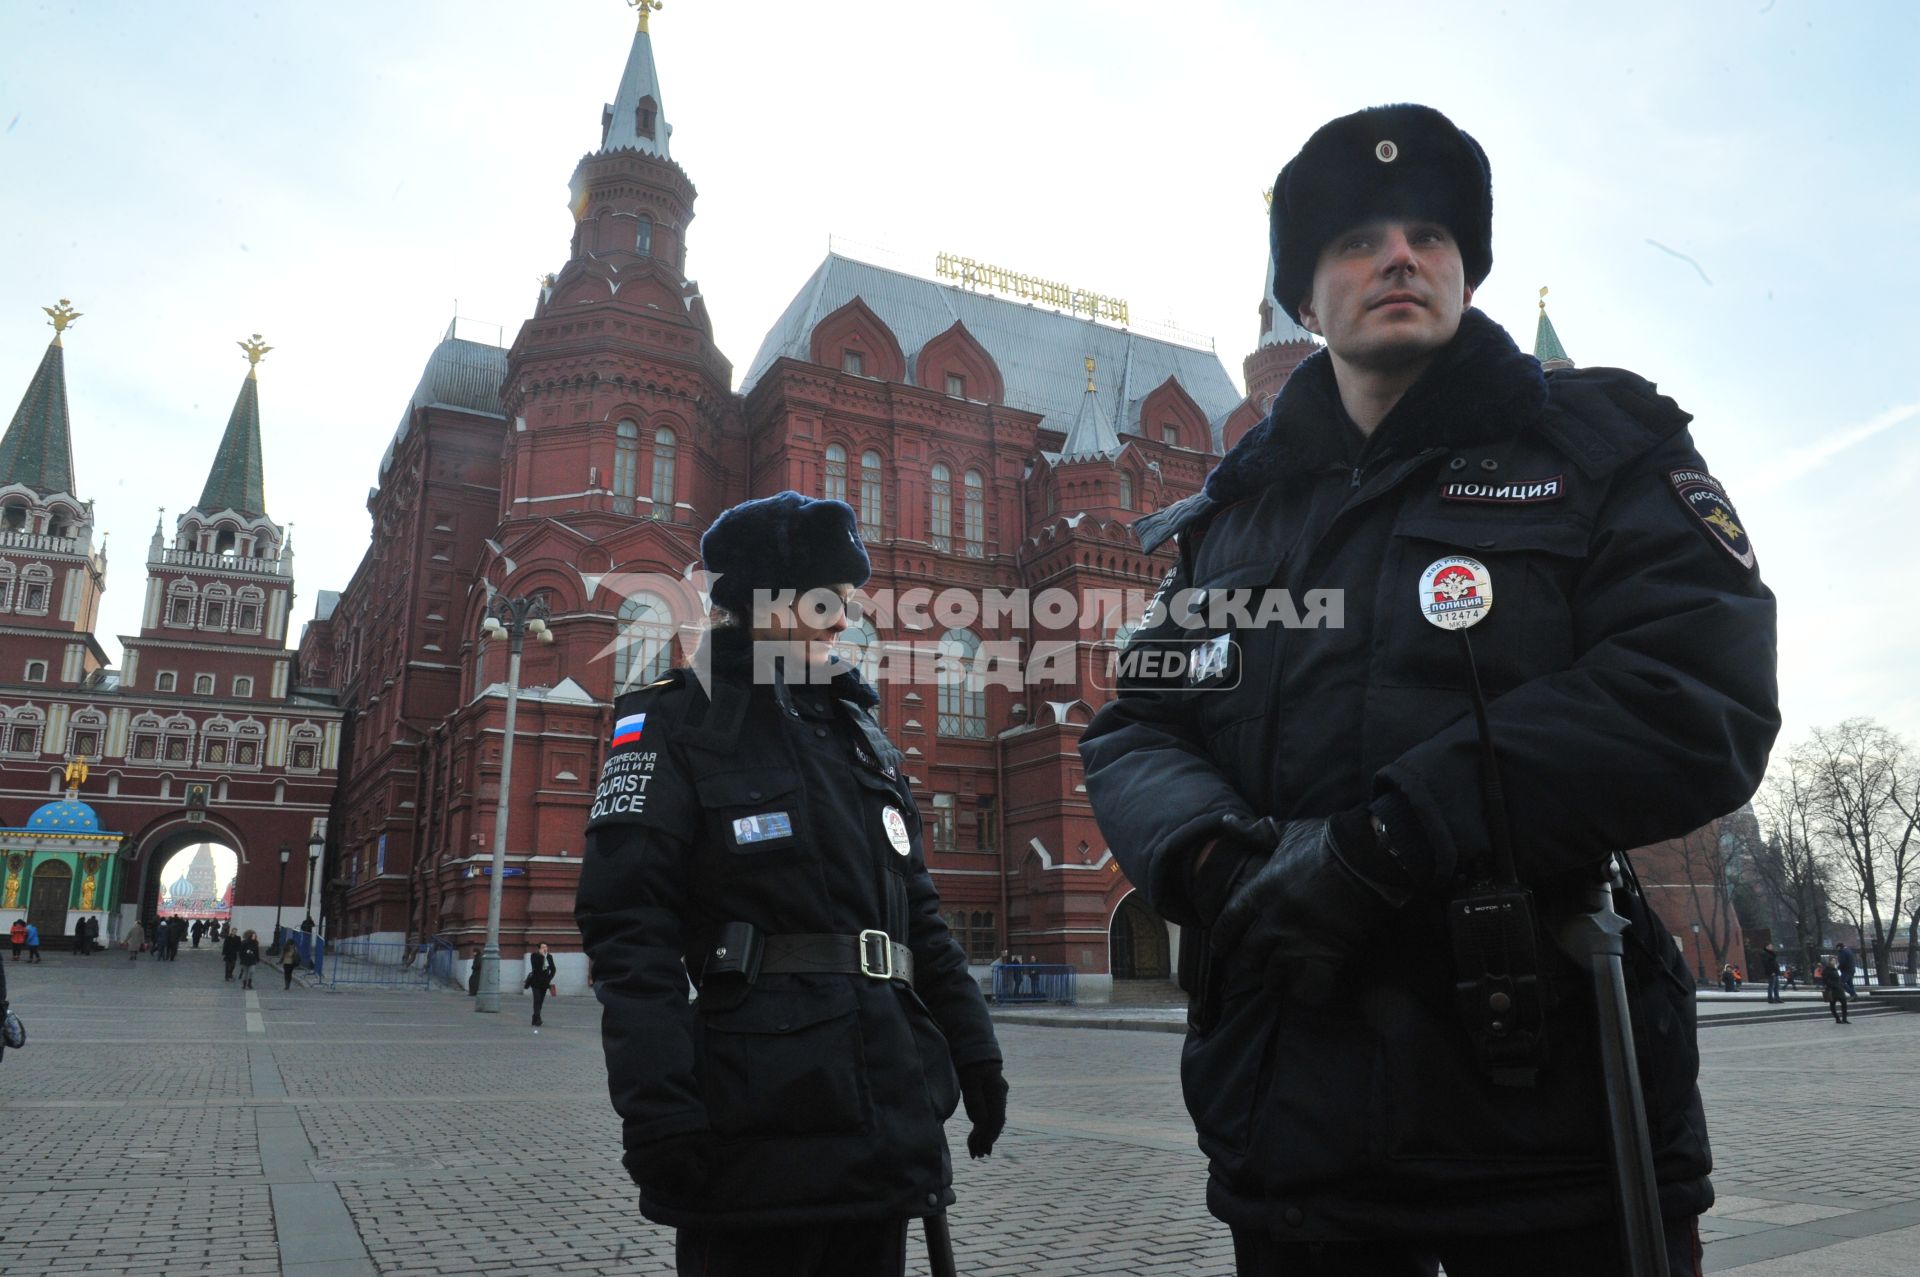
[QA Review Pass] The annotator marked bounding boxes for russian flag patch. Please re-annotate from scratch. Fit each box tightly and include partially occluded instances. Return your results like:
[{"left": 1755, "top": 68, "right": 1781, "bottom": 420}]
[{"left": 610, "top": 712, "right": 647, "bottom": 749}]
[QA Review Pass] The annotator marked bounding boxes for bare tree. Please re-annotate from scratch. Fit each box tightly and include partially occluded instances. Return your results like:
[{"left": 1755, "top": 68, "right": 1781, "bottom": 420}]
[
  {"left": 1669, "top": 819, "right": 1739, "bottom": 975},
  {"left": 1752, "top": 747, "right": 1835, "bottom": 973},
  {"left": 1803, "top": 720, "right": 1920, "bottom": 987}
]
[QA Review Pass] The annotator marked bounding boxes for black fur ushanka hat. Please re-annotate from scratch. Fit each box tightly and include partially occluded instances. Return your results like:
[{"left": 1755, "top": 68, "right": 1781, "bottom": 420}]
[
  {"left": 699, "top": 490, "right": 871, "bottom": 618},
  {"left": 1270, "top": 103, "right": 1493, "bottom": 324}
]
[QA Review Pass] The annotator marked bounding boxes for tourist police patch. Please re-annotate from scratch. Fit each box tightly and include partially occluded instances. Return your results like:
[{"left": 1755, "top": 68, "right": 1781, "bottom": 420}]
[{"left": 1668, "top": 469, "right": 1756, "bottom": 571}]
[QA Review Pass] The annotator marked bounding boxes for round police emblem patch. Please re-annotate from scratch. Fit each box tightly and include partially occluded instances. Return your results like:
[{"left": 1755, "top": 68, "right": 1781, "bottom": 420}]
[
  {"left": 882, "top": 806, "right": 911, "bottom": 855},
  {"left": 1375, "top": 139, "right": 1399, "bottom": 163},
  {"left": 1668, "top": 469, "right": 1756, "bottom": 571},
  {"left": 1418, "top": 556, "right": 1493, "bottom": 630}
]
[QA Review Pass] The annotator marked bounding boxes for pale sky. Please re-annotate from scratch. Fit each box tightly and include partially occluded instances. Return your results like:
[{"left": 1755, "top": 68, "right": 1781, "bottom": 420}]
[{"left": 4, "top": 0, "right": 1917, "bottom": 757}]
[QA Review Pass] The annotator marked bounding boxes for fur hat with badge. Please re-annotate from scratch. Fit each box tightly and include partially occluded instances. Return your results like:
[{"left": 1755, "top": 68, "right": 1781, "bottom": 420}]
[
  {"left": 700, "top": 490, "right": 871, "bottom": 619},
  {"left": 1269, "top": 103, "right": 1493, "bottom": 325}
]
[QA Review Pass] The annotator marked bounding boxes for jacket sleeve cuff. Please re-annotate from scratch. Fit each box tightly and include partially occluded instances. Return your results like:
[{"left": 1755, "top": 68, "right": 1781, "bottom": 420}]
[{"left": 1369, "top": 790, "right": 1439, "bottom": 891}]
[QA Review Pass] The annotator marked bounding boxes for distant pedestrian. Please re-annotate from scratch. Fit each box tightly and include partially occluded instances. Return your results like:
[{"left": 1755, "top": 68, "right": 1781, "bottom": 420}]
[
  {"left": 1836, "top": 943, "right": 1858, "bottom": 999},
  {"left": 525, "top": 943, "right": 557, "bottom": 1032},
  {"left": 191, "top": 920, "right": 205, "bottom": 949},
  {"left": 8, "top": 919, "right": 23, "bottom": 961},
  {"left": 24, "top": 923, "right": 41, "bottom": 963},
  {"left": 989, "top": 949, "right": 1011, "bottom": 1003},
  {"left": 170, "top": 916, "right": 187, "bottom": 960},
  {"left": 84, "top": 915, "right": 99, "bottom": 955},
  {"left": 1820, "top": 959, "right": 1850, "bottom": 1024},
  {"left": 238, "top": 931, "right": 260, "bottom": 990},
  {"left": 1763, "top": 944, "right": 1782, "bottom": 1003},
  {"left": 1719, "top": 964, "right": 1738, "bottom": 993},
  {"left": 222, "top": 929, "right": 241, "bottom": 982},
  {"left": 74, "top": 917, "right": 89, "bottom": 956},
  {"left": 280, "top": 938, "right": 301, "bottom": 990},
  {"left": 1785, "top": 963, "right": 1799, "bottom": 990}
]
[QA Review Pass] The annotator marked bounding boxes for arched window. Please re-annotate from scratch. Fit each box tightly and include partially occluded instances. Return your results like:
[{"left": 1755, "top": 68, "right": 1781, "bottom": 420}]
[
  {"left": 200, "top": 718, "right": 233, "bottom": 767},
  {"left": 162, "top": 715, "right": 196, "bottom": 764},
  {"left": 612, "top": 419, "right": 639, "bottom": 511},
  {"left": 636, "top": 97, "right": 658, "bottom": 141},
  {"left": 288, "top": 725, "right": 323, "bottom": 773},
  {"left": 937, "top": 628, "right": 986, "bottom": 739},
  {"left": 213, "top": 527, "right": 237, "bottom": 556},
  {"left": 635, "top": 214, "right": 653, "bottom": 255},
  {"left": 234, "top": 720, "right": 266, "bottom": 769},
  {"left": 834, "top": 617, "right": 879, "bottom": 683},
  {"left": 235, "top": 587, "right": 265, "bottom": 634},
  {"left": 19, "top": 565, "right": 51, "bottom": 614},
  {"left": 166, "top": 581, "right": 196, "bottom": 627},
  {"left": 4, "top": 705, "right": 44, "bottom": 757},
  {"left": 963, "top": 469, "right": 985, "bottom": 556},
  {"left": 129, "top": 712, "right": 162, "bottom": 762},
  {"left": 859, "top": 450, "right": 883, "bottom": 538},
  {"left": 0, "top": 561, "right": 14, "bottom": 611},
  {"left": 1, "top": 502, "right": 26, "bottom": 531},
  {"left": 194, "top": 674, "right": 215, "bottom": 696},
  {"left": 66, "top": 709, "right": 105, "bottom": 759},
  {"left": 823, "top": 444, "right": 848, "bottom": 504},
  {"left": 1119, "top": 469, "right": 1134, "bottom": 511},
  {"left": 651, "top": 427, "right": 676, "bottom": 508},
  {"left": 613, "top": 591, "right": 676, "bottom": 692},
  {"left": 201, "top": 583, "right": 231, "bottom": 630},
  {"left": 155, "top": 671, "right": 177, "bottom": 693},
  {"left": 929, "top": 463, "right": 952, "bottom": 552}
]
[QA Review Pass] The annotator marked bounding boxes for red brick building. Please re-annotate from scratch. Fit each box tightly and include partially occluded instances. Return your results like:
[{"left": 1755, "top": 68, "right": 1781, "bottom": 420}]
[
  {"left": 304, "top": 22, "right": 1738, "bottom": 995},
  {"left": 0, "top": 312, "right": 342, "bottom": 944}
]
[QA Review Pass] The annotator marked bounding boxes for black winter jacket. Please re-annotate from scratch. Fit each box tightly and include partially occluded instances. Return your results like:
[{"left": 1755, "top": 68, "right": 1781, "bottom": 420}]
[
  {"left": 1079, "top": 309, "right": 1779, "bottom": 1239},
  {"left": 576, "top": 627, "right": 1001, "bottom": 1230}
]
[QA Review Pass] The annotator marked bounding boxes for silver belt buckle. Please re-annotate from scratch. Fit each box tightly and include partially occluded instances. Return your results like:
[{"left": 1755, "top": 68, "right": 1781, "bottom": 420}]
[{"left": 857, "top": 929, "right": 892, "bottom": 980}]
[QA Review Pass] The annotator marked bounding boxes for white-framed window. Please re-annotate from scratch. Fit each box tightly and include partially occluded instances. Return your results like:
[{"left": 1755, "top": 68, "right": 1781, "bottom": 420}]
[
  {"left": 936, "top": 628, "right": 986, "bottom": 739},
  {"left": 859, "top": 450, "right": 883, "bottom": 538},
  {"left": 166, "top": 581, "right": 196, "bottom": 627},
  {"left": 156, "top": 671, "right": 178, "bottom": 693},
  {"left": 288, "top": 725, "right": 323, "bottom": 773},
  {"left": 234, "top": 721, "right": 265, "bottom": 769},
  {"left": 963, "top": 470, "right": 985, "bottom": 556},
  {"left": 842, "top": 349, "right": 864, "bottom": 376},
  {"left": 0, "top": 561, "right": 15, "bottom": 611},
  {"left": 651, "top": 427, "right": 676, "bottom": 507},
  {"left": 613, "top": 591, "right": 676, "bottom": 692},
  {"left": 201, "top": 583, "right": 232, "bottom": 630},
  {"left": 824, "top": 444, "right": 848, "bottom": 505},
  {"left": 193, "top": 674, "right": 214, "bottom": 696},
  {"left": 200, "top": 720, "right": 233, "bottom": 767},
  {"left": 162, "top": 716, "right": 195, "bottom": 763},
  {"left": 1162, "top": 422, "right": 1179, "bottom": 447},
  {"left": 946, "top": 372, "right": 966, "bottom": 398},
  {"left": 18, "top": 565, "right": 51, "bottom": 614},
  {"left": 235, "top": 587, "right": 265, "bottom": 634},
  {"left": 635, "top": 211, "right": 653, "bottom": 253},
  {"left": 24, "top": 659, "right": 47, "bottom": 683},
  {"left": 67, "top": 711, "right": 106, "bottom": 760},
  {"left": 128, "top": 713, "right": 162, "bottom": 763},
  {"left": 233, "top": 676, "right": 254, "bottom": 697},
  {"left": 929, "top": 463, "right": 952, "bottom": 552},
  {"left": 1119, "top": 469, "right": 1134, "bottom": 511}
]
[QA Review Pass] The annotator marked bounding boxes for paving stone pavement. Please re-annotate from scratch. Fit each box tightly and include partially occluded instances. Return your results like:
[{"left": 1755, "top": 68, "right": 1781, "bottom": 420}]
[{"left": 1, "top": 948, "right": 1915, "bottom": 1275}]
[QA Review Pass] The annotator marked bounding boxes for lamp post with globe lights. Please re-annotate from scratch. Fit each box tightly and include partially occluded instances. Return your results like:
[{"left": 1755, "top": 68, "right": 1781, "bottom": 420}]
[
  {"left": 304, "top": 829, "right": 324, "bottom": 947},
  {"left": 474, "top": 593, "right": 553, "bottom": 1013}
]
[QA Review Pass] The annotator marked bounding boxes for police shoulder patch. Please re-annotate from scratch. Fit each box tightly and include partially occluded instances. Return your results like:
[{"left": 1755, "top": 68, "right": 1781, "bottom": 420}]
[{"left": 1668, "top": 469, "right": 1755, "bottom": 571}]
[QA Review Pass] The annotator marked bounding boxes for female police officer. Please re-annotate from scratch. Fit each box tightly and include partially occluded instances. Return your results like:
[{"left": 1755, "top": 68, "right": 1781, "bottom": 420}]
[{"left": 576, "top": 491, "right": 1007, "bottom": 1277}]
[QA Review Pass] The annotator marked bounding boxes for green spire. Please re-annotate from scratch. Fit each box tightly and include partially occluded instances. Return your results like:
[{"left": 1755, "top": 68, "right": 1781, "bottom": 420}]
[
  {"left": 196, "top": 336, "right": 270, "bottom": 517},
  {"left": 1, "top": 302, "right": 81, "bottom": 495},
  {"left": 1533, "top": 286, "right": 1573, "bottom": 370}
]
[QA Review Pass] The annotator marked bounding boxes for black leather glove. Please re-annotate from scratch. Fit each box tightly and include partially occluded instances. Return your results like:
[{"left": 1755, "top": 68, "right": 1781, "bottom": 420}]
[
  {"left": 1183, "top": 814, "right": 1281, "bottom": 929},
  {"left": 958, "top": 1060, "right": 1008, "bottom": 1158},
  {"left": 624, "top": 1130, "right": 716, "bottom": 1196},
  {"left": 1209, "top": 810, "right": 1410, "bottom": 1005}
]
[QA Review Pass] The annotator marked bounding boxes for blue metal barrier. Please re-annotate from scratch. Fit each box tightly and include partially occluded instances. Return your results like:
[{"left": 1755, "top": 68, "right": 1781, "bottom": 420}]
[
  {"left": 286, "top": 931, "right": 436, "bottom": 988},
  {"left": 991, "top": 963, "right": 1076, "bottom": 1005}
]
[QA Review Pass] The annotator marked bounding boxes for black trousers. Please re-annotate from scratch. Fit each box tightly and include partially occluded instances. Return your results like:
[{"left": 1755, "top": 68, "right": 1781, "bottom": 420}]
[
  {"left": 1231, "top": 1216, "right": 1702, "bottom": 1277},
  {"left": 675, "top": 1218, "right": 909, "bottom": 1277},
  {"left": 531, "top": 985, "right": 548, "bottom": 1024}
]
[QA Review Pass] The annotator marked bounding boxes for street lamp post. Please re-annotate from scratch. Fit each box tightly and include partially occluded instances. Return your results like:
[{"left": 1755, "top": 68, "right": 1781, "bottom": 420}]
[
  {"left": 474, "top": 593, "right": 553, "bottom": 1014},
  {"left": 305, "top": 832, "right": 324, "bottom": 930},
  {"left": 273, "top": 843, "right": 292, "bottom": 945},
  {"left": 1690, "top": 921, "right": 1704, "bottom": 985}
]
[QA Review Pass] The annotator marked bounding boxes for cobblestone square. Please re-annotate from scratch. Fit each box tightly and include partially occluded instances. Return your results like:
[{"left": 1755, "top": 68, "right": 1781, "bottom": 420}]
[{"left": 3, "top": 950, "right": 1917, "bottom": 1275}]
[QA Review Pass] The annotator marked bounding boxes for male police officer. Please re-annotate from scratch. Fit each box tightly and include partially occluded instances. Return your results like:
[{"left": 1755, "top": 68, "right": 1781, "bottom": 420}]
[
  {"left": 577, "top": 492, "right": 1006, "bottom": 1277},
  {"left": 1080, "top": 105, "right": 1778, "bottom": 1275}
]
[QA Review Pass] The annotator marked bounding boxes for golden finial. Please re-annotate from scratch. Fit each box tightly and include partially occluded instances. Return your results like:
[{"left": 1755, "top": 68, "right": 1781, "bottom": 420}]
[
  {"left": 64, "top": 755, "right": 90, "bottom": 791},
  {"left": 1084, "top": 356, "right": 1096, "bottom": 393},
  {"left": 44, "top": 299, "right": 81, "bottom": 346},
  {"left": 1539, "top": 285, "right": 1549, "bottom": 312},
  {"left": 238, "top": 333, "right": 272, "bottom": 378},
  {"left": 629, "top": 0, "right": 664, "bottom": 32}
]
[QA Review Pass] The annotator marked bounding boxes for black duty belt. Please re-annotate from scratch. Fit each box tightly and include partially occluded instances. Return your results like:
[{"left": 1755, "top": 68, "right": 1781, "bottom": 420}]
[{"left": 762, "top": 930, "right": 913, "bottom": 984}]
